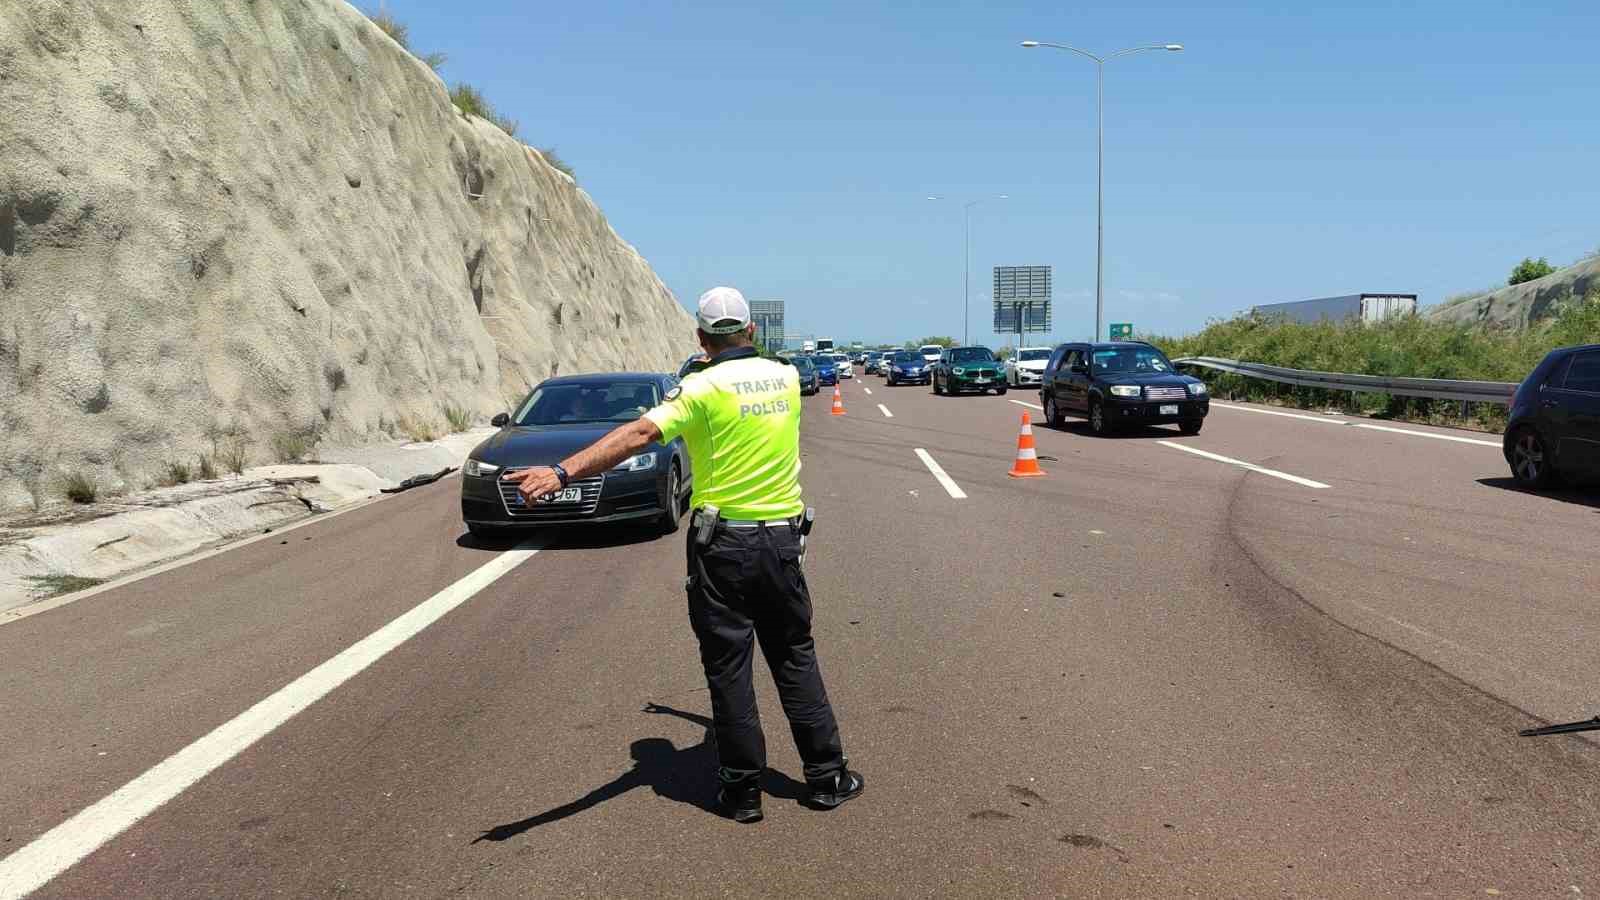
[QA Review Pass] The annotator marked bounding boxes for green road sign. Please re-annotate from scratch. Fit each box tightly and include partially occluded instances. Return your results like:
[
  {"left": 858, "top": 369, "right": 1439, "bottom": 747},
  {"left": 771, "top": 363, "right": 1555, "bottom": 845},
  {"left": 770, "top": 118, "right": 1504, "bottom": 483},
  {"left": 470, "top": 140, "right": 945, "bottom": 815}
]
[{"left": 1109, "top": 323, "right": 1134, "bottom": 340}]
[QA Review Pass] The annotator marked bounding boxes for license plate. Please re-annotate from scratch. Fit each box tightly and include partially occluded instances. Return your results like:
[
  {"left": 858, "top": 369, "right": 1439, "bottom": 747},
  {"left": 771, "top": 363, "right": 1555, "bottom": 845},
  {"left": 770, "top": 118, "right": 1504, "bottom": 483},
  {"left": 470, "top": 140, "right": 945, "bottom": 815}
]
[
  {"left": 1159, "top": 404, "right": 1179, "bottom": 416},
  {"left": 975, "top": 377, "right": 990, "bottom": 384},
  {"left": 532, "top": 487, "right": 582, "bottom": 504}
]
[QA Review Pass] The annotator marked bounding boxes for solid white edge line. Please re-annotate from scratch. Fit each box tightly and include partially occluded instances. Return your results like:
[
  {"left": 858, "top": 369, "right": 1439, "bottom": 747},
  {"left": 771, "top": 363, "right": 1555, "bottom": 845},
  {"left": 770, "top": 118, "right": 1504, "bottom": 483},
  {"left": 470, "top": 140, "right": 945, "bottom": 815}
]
[
  {"left": 1351, "top": 422, "right": 1501, "bottom": 447},
  {"left": 1209, "top": 401, "right": 1500, "bottom": 447},
  {"left": 1007, "top": 398, "right": 1044, "bottom": 411},
  {"left": 1208, "top": 401, "right": 1349, "bottom": 425},
  {"left": 0, "top": 544, "right": 539, "bottom": 900},
  {"left": 877, "top": 404, "right": 894, "bottom": 418},
  {"left": 913, "top": 448, "right": 967, "bottom": 499},
  {"left": 1156, "top": 441, "right": 1331, "bottom": 489}
]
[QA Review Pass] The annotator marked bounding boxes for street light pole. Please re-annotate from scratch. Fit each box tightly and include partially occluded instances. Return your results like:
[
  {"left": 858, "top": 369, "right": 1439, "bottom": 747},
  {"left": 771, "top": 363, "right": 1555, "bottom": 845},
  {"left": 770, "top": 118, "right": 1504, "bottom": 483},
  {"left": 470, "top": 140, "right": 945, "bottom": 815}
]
[
  {"left": 928, "top": 194, "right": 1008, "bottom": 345},
  {"left": 1020, "top": 40, "right": 1182, "bottom": 340}
]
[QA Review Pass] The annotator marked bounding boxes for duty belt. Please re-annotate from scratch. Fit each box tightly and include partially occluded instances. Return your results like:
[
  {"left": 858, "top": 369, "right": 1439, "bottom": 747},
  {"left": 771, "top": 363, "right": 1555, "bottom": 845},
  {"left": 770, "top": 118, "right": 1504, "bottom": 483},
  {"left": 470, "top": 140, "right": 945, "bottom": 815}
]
[{"left": 717, "top": 516, "right": 799, "bottom": 528}]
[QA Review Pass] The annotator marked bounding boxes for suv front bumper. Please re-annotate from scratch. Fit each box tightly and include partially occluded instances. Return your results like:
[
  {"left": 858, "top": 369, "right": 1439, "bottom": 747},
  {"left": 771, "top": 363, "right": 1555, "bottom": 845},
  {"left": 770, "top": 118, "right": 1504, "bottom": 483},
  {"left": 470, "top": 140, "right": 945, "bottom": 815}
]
[{"left": 1106, "top": 396, "right": 1209, "bottom": 423}]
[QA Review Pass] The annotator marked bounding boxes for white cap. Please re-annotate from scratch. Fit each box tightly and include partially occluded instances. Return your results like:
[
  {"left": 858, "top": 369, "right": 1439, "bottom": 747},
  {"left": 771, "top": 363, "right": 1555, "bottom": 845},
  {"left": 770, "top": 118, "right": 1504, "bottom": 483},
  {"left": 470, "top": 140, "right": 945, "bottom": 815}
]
[{"left": 696, "top": 286, "right": 752, "bottom": 334}]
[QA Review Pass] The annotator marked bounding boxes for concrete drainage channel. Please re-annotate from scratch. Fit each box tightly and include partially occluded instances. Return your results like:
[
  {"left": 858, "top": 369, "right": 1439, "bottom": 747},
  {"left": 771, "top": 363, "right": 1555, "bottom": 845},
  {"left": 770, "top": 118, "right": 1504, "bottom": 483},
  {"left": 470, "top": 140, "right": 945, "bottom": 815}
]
[{"left": 0, "top": 429, "right": 494, "bottom": 620}]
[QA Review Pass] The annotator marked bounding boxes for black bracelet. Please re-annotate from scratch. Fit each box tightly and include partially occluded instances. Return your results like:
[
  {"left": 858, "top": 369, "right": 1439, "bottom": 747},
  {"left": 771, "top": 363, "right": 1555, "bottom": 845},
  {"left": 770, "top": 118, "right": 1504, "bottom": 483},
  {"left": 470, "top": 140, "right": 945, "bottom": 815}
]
[{"left": 551, "top": 463, "right": 571, "bottom": 488}]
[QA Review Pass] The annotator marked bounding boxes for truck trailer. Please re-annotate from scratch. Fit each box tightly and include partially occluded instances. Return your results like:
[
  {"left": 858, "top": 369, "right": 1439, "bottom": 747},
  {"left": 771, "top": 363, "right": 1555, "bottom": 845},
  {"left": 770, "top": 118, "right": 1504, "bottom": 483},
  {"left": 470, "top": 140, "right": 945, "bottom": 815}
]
[{"left": 1252, "top": 293, "right": 1417, "bottom": 325}]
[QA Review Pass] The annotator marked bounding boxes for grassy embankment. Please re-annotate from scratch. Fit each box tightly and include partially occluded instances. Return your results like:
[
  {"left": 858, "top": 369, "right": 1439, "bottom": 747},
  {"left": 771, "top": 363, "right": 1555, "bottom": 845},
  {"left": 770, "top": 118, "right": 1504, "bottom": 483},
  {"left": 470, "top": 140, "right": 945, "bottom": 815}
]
[{"left": 1145, "top": 291, "right": 1600, "bottom": 433}]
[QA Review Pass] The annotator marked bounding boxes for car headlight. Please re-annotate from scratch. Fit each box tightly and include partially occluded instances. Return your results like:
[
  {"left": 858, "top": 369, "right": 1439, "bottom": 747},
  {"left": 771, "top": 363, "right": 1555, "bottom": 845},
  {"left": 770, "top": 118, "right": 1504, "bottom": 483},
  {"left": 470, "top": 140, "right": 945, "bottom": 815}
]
[
  {"left": 464, "top": 458, "right": 500, "bottom": 478},
  {"left": 953, "top": 367, "right": 966, "bottom": 376},
  {"left": 1187, "top": 382, "right": 1208, "bottom": 396},
  {"left": 614, "top": 452, "right": 658, "bottom": 472},
  {"left": 1109, "top": 385, "right": 1141, "bottom": 398}
]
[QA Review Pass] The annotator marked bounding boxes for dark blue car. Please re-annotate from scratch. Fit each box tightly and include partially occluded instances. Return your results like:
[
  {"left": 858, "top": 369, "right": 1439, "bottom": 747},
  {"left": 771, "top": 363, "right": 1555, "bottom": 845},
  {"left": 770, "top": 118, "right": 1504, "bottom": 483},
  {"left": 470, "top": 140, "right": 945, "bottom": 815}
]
[
  {"left": 885, "top": 350, "right": 930, "bottom": 386},
  {"left": 1504, "top": 343, "right": 1600, "bottom": 488},
  {"left": 814, "top": 356, "right": 839, "bottom": 386}
]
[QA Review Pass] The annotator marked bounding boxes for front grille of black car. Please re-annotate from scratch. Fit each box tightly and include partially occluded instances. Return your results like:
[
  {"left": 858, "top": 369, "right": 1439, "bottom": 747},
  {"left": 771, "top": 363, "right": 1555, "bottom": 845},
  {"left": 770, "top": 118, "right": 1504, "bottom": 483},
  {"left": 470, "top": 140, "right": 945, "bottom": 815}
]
[
  {"left": 1144, "top": 386, "right": 1188, "bottom": 401},
  {"left": 497, "top": 474, "right": 605, "bottom": 519}
]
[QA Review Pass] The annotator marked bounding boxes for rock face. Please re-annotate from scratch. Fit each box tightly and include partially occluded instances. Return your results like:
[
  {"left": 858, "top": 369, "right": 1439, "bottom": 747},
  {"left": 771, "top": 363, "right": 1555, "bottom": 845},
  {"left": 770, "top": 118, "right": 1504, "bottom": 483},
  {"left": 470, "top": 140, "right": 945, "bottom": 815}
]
[
  {"left": 1426, "top": 257, "right": 1600, "bottom": 329},
  {"left": 0, "top": 0, "right": 697, "bottom": 511}
]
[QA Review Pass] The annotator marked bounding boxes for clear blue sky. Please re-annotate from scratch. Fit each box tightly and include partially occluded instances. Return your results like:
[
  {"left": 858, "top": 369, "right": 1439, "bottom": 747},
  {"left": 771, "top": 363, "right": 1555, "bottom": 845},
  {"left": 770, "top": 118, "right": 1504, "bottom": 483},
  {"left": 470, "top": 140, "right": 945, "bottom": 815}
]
[{"left": 390, "top": 0, "right": 1598, "bottom": 346}]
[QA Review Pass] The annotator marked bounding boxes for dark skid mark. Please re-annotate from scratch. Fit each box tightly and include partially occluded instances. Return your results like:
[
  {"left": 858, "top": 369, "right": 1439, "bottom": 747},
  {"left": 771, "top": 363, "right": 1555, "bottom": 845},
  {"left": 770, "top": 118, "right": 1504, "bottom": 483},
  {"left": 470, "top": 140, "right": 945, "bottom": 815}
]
[
  {"left": 238, "top": 816, "right": 270, "bottom": 830},
  {"left": 1006, "top": 784, "right": 1047, "bottom": 805},
  {"left": 883, "top": 704, "right": 917, "bottom": 714},
  {"left": 968, "top": 810, "right": 1016, "bottom": 822},
  {"left": 1059, "top": 834, "right": 1105, "bottom": 848}
]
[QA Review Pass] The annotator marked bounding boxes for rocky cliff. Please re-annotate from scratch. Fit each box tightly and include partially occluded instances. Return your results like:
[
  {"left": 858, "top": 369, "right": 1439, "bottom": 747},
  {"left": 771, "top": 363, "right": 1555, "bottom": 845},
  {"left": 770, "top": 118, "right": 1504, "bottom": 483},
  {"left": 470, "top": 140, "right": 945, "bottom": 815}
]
[
  {"left": 1426, "top": 257, "right": 1600, "bottom": 329},
  {"left": 0, "top": 0, "right": 696, "bottom": 511}
]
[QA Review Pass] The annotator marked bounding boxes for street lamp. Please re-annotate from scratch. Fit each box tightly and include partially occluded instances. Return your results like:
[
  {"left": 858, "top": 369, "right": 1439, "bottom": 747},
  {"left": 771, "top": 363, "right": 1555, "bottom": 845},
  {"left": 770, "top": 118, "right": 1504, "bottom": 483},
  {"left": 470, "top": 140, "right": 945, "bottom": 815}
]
[
  {"left": 1020, "top": 40, "right": 1182, "bottom": 340},
  {"left": 926, "top": 194, "right": 1008, "bottom": 345}
]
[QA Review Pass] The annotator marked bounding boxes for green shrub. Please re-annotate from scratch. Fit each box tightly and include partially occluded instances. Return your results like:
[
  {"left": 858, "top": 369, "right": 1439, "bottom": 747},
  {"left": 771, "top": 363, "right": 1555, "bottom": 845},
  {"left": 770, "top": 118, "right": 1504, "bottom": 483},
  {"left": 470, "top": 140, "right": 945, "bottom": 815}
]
[
  {"left": 272, "top": 433, "right": 311, "bottom": 463},
  {"left": 197, "top": 454, "right": 219, "bottom": 480},
  {"left": 450, "top": 83, "right": 518, "bottom": 137},
  {"left": 443, "top": 405, "right": 473, "bottom": 433},
  {"left": 218, "top": 439, "right": 249, "bottom": 475},
  {"left": 537, "top": 147, "right": 575, "bottom": 181},
  {"left": 1509, "top": 257, "right": 1556, "bottom": 286},
  {"left": 160, "top": 460, "right": 193, "bottom": 487},
  {"left": 24, "top": 574, "right": 107, "bottom": 599},
  {"left": 365, "top": 7, "right": 446, "bottom": 71},
  {"left": 60, "top": 472, "right": 97, "bottom": 504},
  {"left": 397, "top": 415, "right": 440, "bottom": 443}
]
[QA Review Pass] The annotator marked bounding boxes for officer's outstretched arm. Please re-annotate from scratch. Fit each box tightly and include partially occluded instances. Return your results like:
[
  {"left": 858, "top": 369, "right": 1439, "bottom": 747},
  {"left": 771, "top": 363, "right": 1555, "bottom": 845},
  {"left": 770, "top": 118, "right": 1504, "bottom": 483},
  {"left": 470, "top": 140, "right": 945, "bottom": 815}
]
[
  {"left": 511, "top": 418, "right": 663, "bottom": 502},
  {"left": 562, "top": 418, "right": 663, "bottom": 480}
]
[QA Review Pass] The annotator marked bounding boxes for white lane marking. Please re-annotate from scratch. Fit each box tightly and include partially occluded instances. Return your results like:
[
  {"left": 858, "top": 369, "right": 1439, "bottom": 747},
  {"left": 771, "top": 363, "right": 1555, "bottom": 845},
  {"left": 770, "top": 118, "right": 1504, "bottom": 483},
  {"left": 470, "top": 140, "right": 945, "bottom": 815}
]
[
  {"left": 1007, "top": 398, "right": 1044, "bottom": 411},
  {"left": 877, "top": 404, "right": 894, "bottom": 418},
  {"left": 0, "top": 545, "right": 539, "bottom": 899},
  {"left": 1209, "top": 401, "right": 1348, "bottom": 425},
  {"left": 1156, "top": 441, "right": 1331, "bottom": 489},
  {"left": 863, "top": 387, "right": 873, "bottom": 395},
  {"left": 1351, "top": 422, "right": 1501, "bottom": 447},
  {"left": 1209, "top": 401, "right": 1499, "bottom": 447},
  {"left": 913, "top": 448, "right": 967, "bottom": 499}
]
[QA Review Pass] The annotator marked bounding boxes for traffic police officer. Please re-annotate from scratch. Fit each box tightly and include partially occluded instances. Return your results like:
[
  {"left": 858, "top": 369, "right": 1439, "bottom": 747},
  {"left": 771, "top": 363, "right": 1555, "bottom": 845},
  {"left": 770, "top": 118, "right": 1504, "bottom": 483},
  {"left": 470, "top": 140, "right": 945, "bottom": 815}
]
[{"left": 511, "top": 286, "right": 863, "bottom": 824}]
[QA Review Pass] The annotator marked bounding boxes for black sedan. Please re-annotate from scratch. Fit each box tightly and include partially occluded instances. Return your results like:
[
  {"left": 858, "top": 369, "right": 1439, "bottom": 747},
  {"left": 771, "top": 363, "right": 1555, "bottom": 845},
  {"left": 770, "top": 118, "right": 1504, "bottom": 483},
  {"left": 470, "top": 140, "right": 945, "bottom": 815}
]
[
  {"left": 460, "top": 373, "right": 692, "bottom": 536},
  {"left": 1504, "top": 343, "right": 1600, "bottom": 488}
]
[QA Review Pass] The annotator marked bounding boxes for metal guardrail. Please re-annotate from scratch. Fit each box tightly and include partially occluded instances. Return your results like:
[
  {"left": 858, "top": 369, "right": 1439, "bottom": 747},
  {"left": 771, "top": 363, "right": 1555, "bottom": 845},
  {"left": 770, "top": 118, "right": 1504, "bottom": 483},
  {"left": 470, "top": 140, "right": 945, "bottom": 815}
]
[{"left": 1172, "top": 356, "right": 1518, "bottom": 405}]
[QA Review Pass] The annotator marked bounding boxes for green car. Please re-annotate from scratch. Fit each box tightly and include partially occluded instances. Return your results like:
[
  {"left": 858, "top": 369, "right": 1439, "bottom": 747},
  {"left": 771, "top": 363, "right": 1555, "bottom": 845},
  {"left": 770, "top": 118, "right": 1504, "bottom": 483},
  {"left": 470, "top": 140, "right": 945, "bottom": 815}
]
[{"left": 932, "top": 346, "right": 1008, "bottom": 396}]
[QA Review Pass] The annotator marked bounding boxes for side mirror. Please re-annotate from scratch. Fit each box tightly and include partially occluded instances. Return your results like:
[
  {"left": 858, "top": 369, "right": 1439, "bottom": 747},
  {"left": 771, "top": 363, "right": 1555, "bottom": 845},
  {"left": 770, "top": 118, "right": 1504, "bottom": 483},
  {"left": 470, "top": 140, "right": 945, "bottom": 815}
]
[{"left": 491, "top": 412, "right": 510, "bottom": 428}]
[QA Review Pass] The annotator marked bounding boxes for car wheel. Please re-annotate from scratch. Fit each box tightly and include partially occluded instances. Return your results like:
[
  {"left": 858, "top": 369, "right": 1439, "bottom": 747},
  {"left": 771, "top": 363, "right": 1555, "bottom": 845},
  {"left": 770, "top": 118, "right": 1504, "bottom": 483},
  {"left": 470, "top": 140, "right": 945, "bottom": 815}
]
[
  {"left": 658, "top": 462, "right": 684, "bottom": 533},
  {"left": 932, "top": 375, "right": 943, "bottom": 395},
  {"left": 1089, "top": 399, "right": 1111, "bottom": 436},
  {"left": 1179, "top": 419, "right": 1202, "bottom": 436},
  {"left": 1044, "top": 395, "right": 1064, "bottom": 428},
  {"left": 1509, "top": 427, "right": 1557, "bottom": 489},
  {"left": 995, "top": 386, "right": 1008, "bottom": 396}
]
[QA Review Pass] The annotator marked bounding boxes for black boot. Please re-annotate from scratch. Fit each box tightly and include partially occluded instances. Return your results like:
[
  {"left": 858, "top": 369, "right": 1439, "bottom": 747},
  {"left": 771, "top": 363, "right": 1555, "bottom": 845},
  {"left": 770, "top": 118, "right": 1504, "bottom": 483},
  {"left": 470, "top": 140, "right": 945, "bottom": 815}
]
[
  {"left": 717, "top": 778, "right": 763, "bottom": 824},
  {"left": 805, "top": 768, "right": 864, "bottom": 810}
]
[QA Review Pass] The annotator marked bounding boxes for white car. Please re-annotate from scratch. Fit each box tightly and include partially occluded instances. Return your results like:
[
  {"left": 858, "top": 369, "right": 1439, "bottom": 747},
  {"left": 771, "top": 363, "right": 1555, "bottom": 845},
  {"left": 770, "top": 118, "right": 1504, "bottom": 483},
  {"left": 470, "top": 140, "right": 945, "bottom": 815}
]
[
  {"left": 832, "top": 354, "right": 853, "bottom": 379},
  {"left": 919, "top": 345, "right": 944, "bottom": 368},
  {"left": 1005, "top": 346, "right": 1053, "bottom": 387}
]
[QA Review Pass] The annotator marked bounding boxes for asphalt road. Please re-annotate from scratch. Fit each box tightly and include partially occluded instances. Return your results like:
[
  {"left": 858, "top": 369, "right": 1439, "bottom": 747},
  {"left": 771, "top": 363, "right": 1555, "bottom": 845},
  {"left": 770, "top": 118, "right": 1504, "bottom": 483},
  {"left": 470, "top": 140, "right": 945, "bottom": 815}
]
[{"left": 3, "top": 375, "right": 1598, "bottom": 898}]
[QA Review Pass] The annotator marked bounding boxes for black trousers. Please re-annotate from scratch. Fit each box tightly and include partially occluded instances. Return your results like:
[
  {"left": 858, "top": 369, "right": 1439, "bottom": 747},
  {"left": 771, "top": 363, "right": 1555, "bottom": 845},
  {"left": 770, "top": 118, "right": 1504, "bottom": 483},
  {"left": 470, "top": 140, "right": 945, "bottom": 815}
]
[{"left": 686, "top": 521, "right": 845, "bottom": 784}]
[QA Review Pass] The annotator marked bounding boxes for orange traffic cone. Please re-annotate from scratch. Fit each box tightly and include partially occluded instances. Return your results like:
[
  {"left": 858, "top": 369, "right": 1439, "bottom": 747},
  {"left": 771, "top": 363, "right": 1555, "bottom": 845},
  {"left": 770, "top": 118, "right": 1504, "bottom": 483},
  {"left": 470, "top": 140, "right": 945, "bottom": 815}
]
[
  {"left": 830, "top": 385, "right": 846, "bottom": 416},
  {"left": 1007, "top": 412, "right": 1046, "bottom": 477}
]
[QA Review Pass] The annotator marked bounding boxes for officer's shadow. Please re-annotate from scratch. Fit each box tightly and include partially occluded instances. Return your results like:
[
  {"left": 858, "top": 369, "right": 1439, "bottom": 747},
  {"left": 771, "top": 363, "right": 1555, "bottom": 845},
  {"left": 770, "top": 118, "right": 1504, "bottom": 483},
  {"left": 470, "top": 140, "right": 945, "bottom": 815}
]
[{"left": 473, "top": 702, "right": 807, "bottom": 842}]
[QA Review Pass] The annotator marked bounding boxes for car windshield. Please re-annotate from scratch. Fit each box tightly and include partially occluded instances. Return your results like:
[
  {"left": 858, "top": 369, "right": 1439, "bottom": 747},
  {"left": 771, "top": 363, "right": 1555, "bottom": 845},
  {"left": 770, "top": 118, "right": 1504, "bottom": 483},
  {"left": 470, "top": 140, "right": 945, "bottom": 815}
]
[
  {"left": 893, "top": 352, "right": 920, "bottom": 363},
  {"left": 512, "top": 380, "right": 661, "bottom": 426},
  {"left": 920, "top": 347, "right": 941, "bottom": 354},
  {"left": 1092, "top": 346, "right": 1173, "bottom": 374},
  {"left": 815, "top": 357, "right": 835, "bottom": 368},
  {"left": 792, "top": 357, "right": 815, "bottom": 372},
  {"left": 950, "top": 348, "right": 994, "bottom": 363},
  {"left": 1018, "top": 349, "right": 1051, "bottom": 361}
]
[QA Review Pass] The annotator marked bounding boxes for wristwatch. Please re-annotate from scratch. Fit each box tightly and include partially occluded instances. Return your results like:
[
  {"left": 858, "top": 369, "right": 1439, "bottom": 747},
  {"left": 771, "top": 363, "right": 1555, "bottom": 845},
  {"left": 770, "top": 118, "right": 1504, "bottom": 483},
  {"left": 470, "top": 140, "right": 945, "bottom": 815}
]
[{"left": 551, "top": 463, "right": 571, "bottom": 488}]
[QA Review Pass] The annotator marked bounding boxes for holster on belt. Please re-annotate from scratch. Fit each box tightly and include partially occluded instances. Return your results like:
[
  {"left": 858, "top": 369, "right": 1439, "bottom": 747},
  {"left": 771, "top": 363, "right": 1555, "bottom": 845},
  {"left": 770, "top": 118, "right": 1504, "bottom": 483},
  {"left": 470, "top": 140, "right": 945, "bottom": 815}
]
[{"left": 691, "top": 504, "right": 720, "bottom": 549}]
